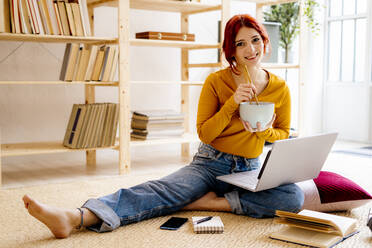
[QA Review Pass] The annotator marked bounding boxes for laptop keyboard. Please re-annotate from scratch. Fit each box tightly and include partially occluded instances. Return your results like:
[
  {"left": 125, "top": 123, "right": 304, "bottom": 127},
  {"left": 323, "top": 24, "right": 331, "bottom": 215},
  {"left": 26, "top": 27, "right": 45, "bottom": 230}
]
[{"left": 227, "top": 170, "right": 260, "bottom": 187}]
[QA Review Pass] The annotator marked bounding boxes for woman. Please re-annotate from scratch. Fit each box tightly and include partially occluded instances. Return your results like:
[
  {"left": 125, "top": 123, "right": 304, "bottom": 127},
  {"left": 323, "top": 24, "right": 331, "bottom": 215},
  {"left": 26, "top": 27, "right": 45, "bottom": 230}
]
[{"left": 22, "top": 14, "right": 304, "bottom": 238}]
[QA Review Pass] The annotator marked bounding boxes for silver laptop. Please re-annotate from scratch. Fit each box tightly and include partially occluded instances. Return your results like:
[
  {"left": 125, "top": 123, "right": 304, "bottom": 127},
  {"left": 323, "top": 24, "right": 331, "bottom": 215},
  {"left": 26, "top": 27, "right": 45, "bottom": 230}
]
[{"left": 216, "top": 133, "right": 338, "bottom": 192}]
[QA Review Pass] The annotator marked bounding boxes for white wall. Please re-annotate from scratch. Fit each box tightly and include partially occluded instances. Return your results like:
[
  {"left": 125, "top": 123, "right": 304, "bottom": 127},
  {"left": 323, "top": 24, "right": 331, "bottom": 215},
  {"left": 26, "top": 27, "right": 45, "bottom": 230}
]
[{"left": 323, "top": 83, "right": 371, "bottom": 142}]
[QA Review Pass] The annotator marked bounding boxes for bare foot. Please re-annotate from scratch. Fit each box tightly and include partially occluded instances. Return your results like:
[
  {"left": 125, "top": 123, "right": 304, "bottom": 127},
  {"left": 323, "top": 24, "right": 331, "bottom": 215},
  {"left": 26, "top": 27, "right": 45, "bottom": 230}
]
[{"left": 22, "top": 195, "right": 80, "bottom": 238}]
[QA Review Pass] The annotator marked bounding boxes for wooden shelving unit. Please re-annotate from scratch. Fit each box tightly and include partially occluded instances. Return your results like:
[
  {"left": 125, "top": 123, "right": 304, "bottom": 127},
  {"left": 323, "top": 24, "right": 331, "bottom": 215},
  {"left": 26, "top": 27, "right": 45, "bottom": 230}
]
[
  {"left": 0, "top": 0, "right": 304, "bottom": 187},
  {"left": 0, "top": 0, "right": 229, "bottom": 187}
]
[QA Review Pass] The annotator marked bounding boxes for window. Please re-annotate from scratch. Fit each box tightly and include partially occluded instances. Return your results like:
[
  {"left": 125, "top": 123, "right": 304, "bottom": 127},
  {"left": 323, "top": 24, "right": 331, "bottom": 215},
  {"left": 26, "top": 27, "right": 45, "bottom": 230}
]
[{"left": 326, "top": 0, "right": 368, "bottom": 83}]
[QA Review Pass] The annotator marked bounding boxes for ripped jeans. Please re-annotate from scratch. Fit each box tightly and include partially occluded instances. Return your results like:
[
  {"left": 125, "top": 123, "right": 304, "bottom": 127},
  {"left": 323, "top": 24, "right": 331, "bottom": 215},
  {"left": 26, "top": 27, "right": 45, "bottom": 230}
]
[{"left": 82, "top": 143, "right": 304, "bottom": 232}]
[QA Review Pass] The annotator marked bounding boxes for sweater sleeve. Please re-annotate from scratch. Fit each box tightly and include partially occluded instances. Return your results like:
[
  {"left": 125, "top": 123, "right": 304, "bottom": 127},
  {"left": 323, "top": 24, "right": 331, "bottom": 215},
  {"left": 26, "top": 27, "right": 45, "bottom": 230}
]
[
  {"left": 255, "top": 85, "right": 291, "bottom": 142},
  {"left": 196, "top": 74, "right": 239, "bottom": 144}
]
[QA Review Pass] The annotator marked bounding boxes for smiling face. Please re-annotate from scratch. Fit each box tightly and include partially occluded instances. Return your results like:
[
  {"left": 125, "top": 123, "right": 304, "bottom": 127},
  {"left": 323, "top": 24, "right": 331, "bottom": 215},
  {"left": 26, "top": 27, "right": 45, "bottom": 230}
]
[{"left": 234, "top": 27, "right": 265, "bottom": 68}]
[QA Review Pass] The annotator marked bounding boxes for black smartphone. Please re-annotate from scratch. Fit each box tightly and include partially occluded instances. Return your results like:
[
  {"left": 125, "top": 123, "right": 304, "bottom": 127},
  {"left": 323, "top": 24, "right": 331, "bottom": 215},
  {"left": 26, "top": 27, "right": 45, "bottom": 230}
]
[{"left": 160, "top": 217, "right": 188, "bottom": 230}]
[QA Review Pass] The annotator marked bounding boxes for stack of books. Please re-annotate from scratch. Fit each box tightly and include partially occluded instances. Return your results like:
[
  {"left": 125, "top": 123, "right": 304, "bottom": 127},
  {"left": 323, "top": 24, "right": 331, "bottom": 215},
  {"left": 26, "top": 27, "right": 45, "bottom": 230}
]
[
  {"left": 131, "top": 110, "right": 184, "bottom": 140},
  {"left": 63, "top": 103, "right": 119, "bottom": 148},
  {"left": 1, "top": 0, "right": 91, "bottom": 36},
  {"left": 60, "top": 43, "right": 118, "bottom": 82}
]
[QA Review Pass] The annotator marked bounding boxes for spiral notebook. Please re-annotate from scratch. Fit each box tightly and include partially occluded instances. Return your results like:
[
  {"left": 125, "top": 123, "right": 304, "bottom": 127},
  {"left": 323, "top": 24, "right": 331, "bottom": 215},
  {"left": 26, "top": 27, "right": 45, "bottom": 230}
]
[{"left": 192, "top": 216, "right": 224, "bottom": 234}]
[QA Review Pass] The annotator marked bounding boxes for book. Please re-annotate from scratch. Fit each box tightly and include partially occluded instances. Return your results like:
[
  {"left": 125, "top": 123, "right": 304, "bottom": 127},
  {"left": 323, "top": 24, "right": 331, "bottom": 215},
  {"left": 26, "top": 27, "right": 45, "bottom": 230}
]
[
  {"left": 26, "top": 0, "right": 40, "bottom": 34},
  {"left": 52, "top": 0, "right": 63, "bottom": 35},
  {"left": 108, "top": 47, "right": 118, "bottom": 82},
  {"left": 41, "top": 0, "right": 57, "bottom": 35},
  {"left": 136, "top": 31, "right": 195, "bottom": 41},
  {"left": 101, "top": 45, "right": 116, "bottom": 82},
  {"left": 29, "top": 0, "right": 42, "bottom": 34},
  {"left": 84, "top": 103, "right": 99, "bottom": 148},
  {"left": 72, "top": 46, "right": 82, "bottom": 80},
  {"left": 0, "top": 0, "right": 11, "bottom": 33},
  {"left": 91, "top": 45, "right": 105, "bottom": 81},
  {"left": 11, "top": 0, "right": 21, "bottom": 33},
  {"left": 37, "top": 0, "right": 50, "bottom": 34},
  {"left": 74, "top": 45, "right": 91, "bottom": 81},
  {"left": 132, "top": 110, "right": 184, "bottom": 121},
  {"left": 84, "top": 45, "right": 98, "bottom": 81},
  {"left": 76, "top": 103, "right": 92, "bottom": 148},
  {"left": 131, "top": 119, "right": 183, "bottom": 130},
  {"left": 70, "top": 2, "right": 83, "bottom": 36},
  {"left": 63, "top": 103, "right": 79, "bottom": 145},
  {"left": 99, "top": 45, "right": 110, "bottom": 81},
  {"left": 24, "top": 0, "right": 36, "bottom": 34},
  {"left": 77, "top": 0, "right": 90, "bottom": 36},
  {"left": 109, "top": 103, "right": 119, "bottom": 146},
  {"left": 270, "top": 209, "right": 359, "bottom": 248},
  {"left": 63, "top": 104, "right": 87, "bottom": 148},
  {"left": 191, "top": 216, "right": 224, "bottom": 234},
  {"left": 56, "top": 0, "right": 70, "bottom": 35},
  {"left": 9, "top": 0, "right": 16, "bottom": 33},
  {"left": 64, "top": 2, "right": 75, "bottom": 36},
  {"left": 59, "top": 43, "right": 71, "bottom": 80},
  {"left": 101, "top": 103, "right": 113, "bottom": 147},
  {"left": 19, "top": 0, "right": 32, "bottom": 34},
  {"left": 61, "top": 43, "right": 80, "bottom": 81}
]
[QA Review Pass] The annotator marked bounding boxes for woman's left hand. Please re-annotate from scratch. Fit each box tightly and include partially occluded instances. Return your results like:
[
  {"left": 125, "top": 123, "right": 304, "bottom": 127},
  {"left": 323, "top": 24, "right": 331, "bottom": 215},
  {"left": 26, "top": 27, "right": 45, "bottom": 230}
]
[{"left": 240, "top": 113, "right": 276, "bottom": 133}]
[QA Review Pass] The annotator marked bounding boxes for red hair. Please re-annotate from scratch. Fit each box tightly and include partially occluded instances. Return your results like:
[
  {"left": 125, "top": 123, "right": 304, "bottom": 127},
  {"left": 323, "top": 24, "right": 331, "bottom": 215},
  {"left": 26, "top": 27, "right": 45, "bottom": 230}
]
[{"left": 222, "top": 14, "right": 270, "bottom": 74}]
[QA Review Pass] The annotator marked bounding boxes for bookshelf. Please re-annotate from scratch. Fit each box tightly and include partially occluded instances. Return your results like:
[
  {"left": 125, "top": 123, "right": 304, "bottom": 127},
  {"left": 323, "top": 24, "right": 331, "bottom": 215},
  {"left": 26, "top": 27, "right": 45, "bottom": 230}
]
[
  {"left": 0, "top": 0, "right": 304, "bottom": 187},
  {"left": 0, "top": 0, "right": 228, "bottom": 187}
]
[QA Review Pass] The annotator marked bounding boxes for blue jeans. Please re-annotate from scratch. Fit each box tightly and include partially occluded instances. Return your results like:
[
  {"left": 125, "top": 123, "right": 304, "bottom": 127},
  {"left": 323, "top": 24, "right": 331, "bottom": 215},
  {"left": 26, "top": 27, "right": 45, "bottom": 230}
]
[{"left": 82, "top": 143, "right": 304, "bottom": 232}]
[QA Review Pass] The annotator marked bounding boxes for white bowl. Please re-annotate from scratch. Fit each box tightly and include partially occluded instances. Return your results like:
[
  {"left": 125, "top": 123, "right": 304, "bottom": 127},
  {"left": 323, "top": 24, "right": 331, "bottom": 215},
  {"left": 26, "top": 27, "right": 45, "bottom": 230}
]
[{"left": 239, "top": 102, "right": 275, "bottom": 129}]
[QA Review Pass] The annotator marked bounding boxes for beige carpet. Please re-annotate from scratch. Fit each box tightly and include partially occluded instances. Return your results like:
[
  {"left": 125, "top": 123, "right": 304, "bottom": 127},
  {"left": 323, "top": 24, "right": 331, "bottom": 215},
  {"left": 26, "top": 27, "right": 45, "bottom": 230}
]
[{"left": 1, "top": 153, "right": 372, "bottom": 248}]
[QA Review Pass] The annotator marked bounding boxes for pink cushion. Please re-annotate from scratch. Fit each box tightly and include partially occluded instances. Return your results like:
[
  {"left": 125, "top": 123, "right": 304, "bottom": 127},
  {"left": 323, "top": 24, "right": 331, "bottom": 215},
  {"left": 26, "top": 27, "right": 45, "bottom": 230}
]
[
  {"left": 296, "top": 171, "right": 372, "bottom": 212},
  {"left": 314, "top": 171, "right": 372, "bottom": 203}
]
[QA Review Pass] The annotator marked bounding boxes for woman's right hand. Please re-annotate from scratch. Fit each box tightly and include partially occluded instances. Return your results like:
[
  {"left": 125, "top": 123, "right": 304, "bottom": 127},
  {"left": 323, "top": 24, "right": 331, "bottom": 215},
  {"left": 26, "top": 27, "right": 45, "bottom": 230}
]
[{"left": 233, "top": 84, "right": 257, "bottom": 104}]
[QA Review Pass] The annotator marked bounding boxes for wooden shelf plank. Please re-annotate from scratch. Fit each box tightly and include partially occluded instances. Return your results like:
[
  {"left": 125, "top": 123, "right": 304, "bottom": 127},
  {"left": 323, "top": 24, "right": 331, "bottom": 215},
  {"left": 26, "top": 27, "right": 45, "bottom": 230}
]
[
  {"left": 130, "top": 133, "right": 200, "bottom": 147},
  {"left": 130, "top": 39, "right": 219, "bottom": 49},
  {"left": 0, "top": 81, "right": 119, "bottom": 86},
  {"left": 0, "top": 34, "right": 219, "bottom": 49},
  {"left": 88, "top": 0, "right": 221, "bottom": 14},
  {"left": 1, "top": 134, "right": 199, "bottom": 157},
  {"left": 0, "top": 33, "right": 117, "bottom": 44},
  {"left": 262, "top": 63, "right": 299, "bottom": 69},
  {"left": 1, "top": 141, "right": 118, "bottom": 157},
  {"left": 130, "top": 80, "right": 203, "bottom": 86}
]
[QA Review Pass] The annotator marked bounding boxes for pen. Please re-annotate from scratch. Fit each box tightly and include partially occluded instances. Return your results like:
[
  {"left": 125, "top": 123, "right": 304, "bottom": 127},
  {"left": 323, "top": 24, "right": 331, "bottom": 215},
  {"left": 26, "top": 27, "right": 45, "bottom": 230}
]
[{"left": 194, "top": 216, "right": 213, "bottom": 225}]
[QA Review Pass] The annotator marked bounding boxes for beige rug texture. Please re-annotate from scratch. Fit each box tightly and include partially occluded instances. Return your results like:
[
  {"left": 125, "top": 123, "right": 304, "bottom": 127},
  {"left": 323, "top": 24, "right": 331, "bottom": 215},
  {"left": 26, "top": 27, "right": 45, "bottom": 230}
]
[{"left": 1, "top": 153, "right": 372, "bottom": 248}]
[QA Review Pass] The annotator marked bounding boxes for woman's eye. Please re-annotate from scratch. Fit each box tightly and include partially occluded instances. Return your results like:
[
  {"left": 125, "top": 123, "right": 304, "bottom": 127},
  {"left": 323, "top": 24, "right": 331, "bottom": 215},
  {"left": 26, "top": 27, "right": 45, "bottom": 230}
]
[
  {"left": 235, "top": 41, "right": 246, "bottom": 47},
  {"left": 252, "top": 37, "right": 260, "bottom": 43}
]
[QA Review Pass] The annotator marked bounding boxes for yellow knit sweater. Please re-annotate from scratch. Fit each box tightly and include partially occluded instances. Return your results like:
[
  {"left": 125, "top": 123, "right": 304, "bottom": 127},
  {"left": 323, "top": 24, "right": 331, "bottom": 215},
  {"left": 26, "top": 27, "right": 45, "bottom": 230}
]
[{"left": 196, "top": 67, "right": 291, "bottom": 158}]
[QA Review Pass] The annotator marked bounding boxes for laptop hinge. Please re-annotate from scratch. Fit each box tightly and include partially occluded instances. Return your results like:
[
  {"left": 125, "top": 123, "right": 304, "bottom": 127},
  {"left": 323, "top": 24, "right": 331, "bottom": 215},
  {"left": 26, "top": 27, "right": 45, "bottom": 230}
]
[{"left": 258, "top": 150, "right": 272, "bottom": 179}]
